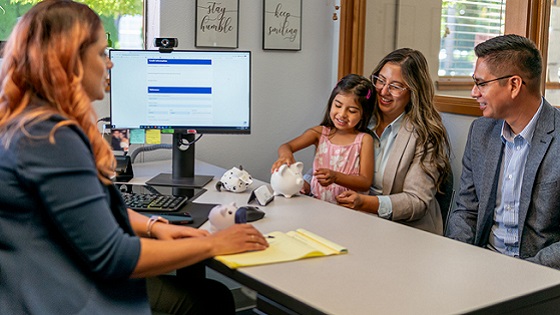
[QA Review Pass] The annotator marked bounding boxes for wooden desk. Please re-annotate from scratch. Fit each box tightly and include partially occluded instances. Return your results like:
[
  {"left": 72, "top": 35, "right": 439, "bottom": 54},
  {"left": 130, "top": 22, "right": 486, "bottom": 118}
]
[{"left": 133, "top": 160, "right": 560, "bottom": 315}]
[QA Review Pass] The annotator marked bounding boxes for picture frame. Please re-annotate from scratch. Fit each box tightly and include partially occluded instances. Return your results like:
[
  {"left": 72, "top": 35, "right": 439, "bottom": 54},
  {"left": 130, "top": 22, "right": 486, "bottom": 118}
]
[
  {"left": 195, "top": 0, "right": 239, "bottom": 48},
  {"left": 263, "top": 0, "right": 302, "bottom": 51},
  {"left": 108, "top": 128, "right": 130, "bottom": 152}
]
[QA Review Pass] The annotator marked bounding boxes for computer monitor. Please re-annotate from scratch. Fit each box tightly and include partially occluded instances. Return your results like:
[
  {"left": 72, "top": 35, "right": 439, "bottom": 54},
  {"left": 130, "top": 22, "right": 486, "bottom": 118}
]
[{"left": 109, "top": 49, "right": 251, "bottom": 187}]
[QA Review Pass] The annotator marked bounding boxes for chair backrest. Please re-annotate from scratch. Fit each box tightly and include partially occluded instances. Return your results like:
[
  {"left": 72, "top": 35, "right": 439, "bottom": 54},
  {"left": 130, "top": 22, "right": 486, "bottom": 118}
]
[{"left": 436, "top": 169, "right": 455, "bottom": 233}]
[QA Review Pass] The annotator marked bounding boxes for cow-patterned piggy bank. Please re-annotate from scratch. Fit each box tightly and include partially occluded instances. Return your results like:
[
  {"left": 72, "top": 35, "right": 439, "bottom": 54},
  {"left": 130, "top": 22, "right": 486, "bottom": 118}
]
[
  {"left": 270, "top": 162, "right": 304, "bottom": 198},
  {"left": 208, "top": 202, "right": 247, "bottom": 232},
  {"left": 215, "top": 166, "right": 253, "bottom": 193}
]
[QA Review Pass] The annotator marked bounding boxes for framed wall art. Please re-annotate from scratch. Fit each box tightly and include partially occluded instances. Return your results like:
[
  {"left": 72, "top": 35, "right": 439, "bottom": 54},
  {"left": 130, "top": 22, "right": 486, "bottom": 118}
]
[
  {"left": 263, "top": 0, "right": 302, "bottom": 50},
  {"left": 195, "top": 0, "right": 239, "bottom": 48}
]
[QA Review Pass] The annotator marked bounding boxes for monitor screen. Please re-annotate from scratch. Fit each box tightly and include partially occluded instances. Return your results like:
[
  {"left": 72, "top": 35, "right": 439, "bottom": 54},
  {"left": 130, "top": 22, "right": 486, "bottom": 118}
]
[{"left": 109, "top": 49, "right": 251, "bottom": 134}]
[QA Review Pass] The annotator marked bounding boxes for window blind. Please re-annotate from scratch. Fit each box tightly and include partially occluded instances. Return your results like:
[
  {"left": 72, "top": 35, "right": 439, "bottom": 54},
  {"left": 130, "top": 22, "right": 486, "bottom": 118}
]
[{"left": 439, "top": 0, "right": 506, "bottom": 77}]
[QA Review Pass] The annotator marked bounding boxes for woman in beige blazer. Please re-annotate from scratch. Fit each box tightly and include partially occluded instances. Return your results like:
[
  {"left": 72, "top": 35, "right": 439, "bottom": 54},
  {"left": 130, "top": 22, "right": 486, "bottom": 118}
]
[{"left": 336, "top": 48, "right": 451, "bottom": 235}]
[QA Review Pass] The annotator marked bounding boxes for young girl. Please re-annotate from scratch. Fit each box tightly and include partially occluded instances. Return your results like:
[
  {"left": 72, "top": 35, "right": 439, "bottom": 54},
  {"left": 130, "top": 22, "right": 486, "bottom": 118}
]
[{"left": 271, "top": 74, "right": 375, "bottom": 203}]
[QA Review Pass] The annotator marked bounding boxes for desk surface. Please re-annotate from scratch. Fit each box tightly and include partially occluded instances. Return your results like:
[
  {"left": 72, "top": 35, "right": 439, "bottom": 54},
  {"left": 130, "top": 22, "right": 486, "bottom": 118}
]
[{"left": 132, "top": 160, "right": 560, "bottom": 315}]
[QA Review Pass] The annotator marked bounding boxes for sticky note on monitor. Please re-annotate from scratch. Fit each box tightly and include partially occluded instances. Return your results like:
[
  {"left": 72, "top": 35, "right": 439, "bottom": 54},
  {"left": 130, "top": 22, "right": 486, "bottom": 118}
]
[
  {"left": 146, "top": 129, "right": 161, "bottom": 144},
  {"left": 130, "top": 129, "right": 146, "bottom": 144}
]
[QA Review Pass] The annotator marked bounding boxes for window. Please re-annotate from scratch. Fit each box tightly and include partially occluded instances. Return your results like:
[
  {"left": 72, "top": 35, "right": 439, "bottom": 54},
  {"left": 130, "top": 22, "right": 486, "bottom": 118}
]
[
  {"left": 341, "top": 0, "right": 551, "bottom": 115},
  {"left": 545, "top": 3, "right": 560, "bottom": 106},
  {"left": 439, "top": 0, "right": 505, "bottom": 77},
  {"left": 0, "top": 1, "right": 143, "bottom": 49},
  {"left": 0, "top": 2, "right": 34, "bottom": 41}
]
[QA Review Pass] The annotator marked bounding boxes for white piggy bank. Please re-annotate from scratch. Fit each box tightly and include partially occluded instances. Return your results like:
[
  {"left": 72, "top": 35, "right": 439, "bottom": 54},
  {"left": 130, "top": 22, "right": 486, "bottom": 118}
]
[
  {"left": 270, "top": 162, "right": 304, "bottom": 198},
  {"left": 208, "top": 202, "right": 247, "bottom": 232}
]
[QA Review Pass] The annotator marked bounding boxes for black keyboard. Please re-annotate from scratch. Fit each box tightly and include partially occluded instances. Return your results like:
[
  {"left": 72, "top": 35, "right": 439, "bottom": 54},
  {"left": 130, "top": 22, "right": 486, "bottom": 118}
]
[{"left": 122, "top": 192, "right": 188, "bottom": 212}]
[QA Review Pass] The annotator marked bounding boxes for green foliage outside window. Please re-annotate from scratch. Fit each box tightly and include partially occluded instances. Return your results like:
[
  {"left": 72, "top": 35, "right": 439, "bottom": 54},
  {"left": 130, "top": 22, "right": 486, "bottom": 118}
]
[{"left": 0, "top": 0, "right": 142, "bottom": 46}]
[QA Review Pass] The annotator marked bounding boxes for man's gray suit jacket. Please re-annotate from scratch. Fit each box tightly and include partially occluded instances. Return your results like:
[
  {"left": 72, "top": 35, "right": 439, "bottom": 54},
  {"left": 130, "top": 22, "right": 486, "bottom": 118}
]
[{"left": 446, "top": 99, "right": 560, "bottom": 269}]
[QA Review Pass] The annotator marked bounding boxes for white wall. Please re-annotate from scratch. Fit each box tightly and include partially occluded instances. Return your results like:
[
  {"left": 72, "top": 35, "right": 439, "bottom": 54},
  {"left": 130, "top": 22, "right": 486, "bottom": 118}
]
[{"left": 95, "top": 1, "right": 339, "bottom": 182}]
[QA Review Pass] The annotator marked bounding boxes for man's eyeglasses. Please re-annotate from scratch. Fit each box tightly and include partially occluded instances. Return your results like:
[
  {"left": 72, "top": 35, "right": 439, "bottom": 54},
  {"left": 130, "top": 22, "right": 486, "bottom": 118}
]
[
  {"left": 471, "top": 74, "right": 525, "bottom": 92},
  {"left": 371, "top": 75, "right": 408, "bottom": 96}
]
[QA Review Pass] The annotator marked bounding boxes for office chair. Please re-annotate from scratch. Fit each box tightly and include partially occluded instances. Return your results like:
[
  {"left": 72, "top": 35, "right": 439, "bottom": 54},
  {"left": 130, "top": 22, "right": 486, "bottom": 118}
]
[{"left": 436, "top": 169, "right": 455, "bottom": 234}]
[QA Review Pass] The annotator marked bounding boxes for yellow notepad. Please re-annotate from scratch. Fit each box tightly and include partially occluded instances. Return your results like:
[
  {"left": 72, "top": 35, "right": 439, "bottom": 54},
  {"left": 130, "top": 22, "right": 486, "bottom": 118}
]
[{"left": 215, "top": 228, "right": 348, "bottom": 269}]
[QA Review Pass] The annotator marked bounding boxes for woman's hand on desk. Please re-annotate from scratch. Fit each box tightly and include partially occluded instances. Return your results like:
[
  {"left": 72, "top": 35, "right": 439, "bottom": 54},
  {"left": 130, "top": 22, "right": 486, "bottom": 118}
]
[
  {"left": 210, "top": 224, "right": 269, "bottom": 256},
  {"left": 336, "top": 191, "right": 365, "bottom": 210},
  {"left": 127, "top": 209, "right": 210, "bottom": 240},
  {"left": 336, "top": 191, "right": 379, "bottom": 214},
  {"left": 152, "top": 224, "right": 210, "bottom": 240}
]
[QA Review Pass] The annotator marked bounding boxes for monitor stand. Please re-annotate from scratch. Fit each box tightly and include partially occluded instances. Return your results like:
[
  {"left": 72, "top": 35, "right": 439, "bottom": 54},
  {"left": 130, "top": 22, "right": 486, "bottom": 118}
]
[
  {"left": 145, "top": 133, "right": 213, "bottom": 188},
  {"left": 146, "top": 173, "right": 213, "bottom": 188}
]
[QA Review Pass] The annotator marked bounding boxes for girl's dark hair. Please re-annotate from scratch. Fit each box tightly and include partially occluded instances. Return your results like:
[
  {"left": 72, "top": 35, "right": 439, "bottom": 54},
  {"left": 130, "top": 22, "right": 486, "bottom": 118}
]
[{"left": 320, "top": 74, "right": 375, "bottom": 133}]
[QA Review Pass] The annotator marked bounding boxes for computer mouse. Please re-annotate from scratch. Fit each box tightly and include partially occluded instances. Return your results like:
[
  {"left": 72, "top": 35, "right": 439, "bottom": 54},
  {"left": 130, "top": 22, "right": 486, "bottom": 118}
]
[{"left": 240, "top": 206, "right": 266, "bottom": 222}]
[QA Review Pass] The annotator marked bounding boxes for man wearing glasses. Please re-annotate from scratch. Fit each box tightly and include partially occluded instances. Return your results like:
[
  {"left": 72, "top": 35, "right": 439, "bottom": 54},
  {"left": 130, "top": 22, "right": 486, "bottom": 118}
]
[{"left": 446, "top": 34, "right": 560, "bottom": 270}]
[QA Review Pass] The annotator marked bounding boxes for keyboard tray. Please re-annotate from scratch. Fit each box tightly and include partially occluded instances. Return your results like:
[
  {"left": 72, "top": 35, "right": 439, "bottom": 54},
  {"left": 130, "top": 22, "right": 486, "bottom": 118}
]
[
  {"left": 121, "top": 192, "right": 187, "bottom": 212},
  {"left": 114, "top": 183, "right": 206, "bottom": 212}
]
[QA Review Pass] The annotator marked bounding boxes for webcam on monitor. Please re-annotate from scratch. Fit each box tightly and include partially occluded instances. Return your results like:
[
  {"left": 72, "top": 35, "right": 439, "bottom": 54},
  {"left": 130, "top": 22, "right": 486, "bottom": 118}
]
[{"left": 154, "top": 37, "right": 178, "bottom": 52}]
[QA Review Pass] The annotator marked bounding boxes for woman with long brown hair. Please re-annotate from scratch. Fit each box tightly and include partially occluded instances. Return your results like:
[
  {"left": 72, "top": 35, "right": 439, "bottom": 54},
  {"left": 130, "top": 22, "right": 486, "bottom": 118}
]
[{"left": 337, "top": 48, "right": 451, "bottom": 235}]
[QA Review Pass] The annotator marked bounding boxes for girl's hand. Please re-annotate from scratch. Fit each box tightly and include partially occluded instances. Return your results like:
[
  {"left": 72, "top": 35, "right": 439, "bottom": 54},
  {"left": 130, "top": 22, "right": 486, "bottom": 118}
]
[
  {"left": 271, "top": 155, "right": 295, "bottom": 173},
  {"left": 336, "top": 191, "right": 363, "bottom": 210},
  {"left": 152, "top": 223, "right": 210, "bottom": 240},
  {"left": 314, "top": 168, "right": 338, "bottom": 186},
  {"left": 210, "top": 224, "right": 269, "bottom": 256}
]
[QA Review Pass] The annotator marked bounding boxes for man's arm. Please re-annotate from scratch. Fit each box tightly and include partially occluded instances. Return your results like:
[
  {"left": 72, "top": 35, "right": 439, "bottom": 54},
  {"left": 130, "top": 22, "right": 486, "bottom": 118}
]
[{"left": 526, "top": 246, "right": 560, "bottom": 269}]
